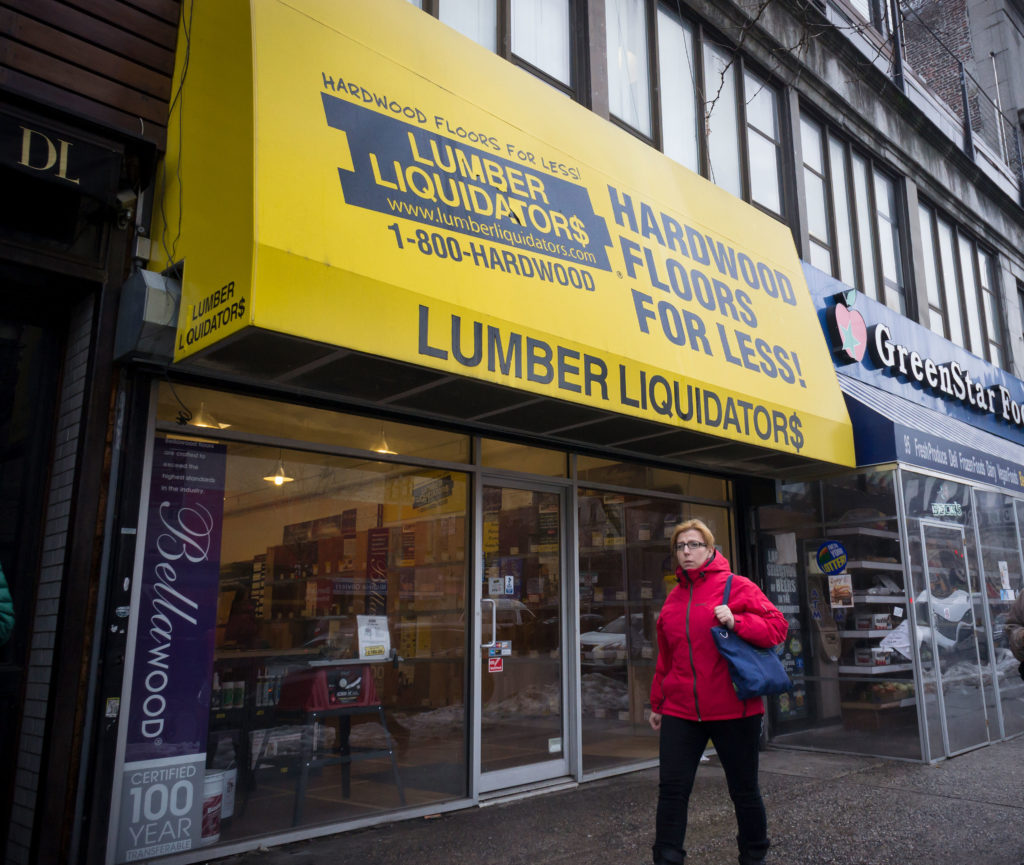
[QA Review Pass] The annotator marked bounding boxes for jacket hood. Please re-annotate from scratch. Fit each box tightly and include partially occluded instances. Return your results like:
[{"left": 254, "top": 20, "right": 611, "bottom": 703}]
[{"left": 676, "top": 548, "right": 732, "bottom": 585}]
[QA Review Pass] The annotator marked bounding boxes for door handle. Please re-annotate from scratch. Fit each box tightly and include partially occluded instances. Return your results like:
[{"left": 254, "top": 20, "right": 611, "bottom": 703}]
[{"left": 481, "top": 598, "right": 496, "bottom": 648}]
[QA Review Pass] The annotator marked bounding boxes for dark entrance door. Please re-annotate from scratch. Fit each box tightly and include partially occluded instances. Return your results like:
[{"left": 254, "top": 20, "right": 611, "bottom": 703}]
[{"left": 0, "top": 293, "right": 64, "bottom": 852}]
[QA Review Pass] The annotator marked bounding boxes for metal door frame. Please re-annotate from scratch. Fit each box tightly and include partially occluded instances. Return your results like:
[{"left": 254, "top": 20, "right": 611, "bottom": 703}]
[
  {"left": 917, "top": 518, "right": 989, "bottom": 758},
  {"left": 471, "top": 473, "right": 574, "bottom": 797}
]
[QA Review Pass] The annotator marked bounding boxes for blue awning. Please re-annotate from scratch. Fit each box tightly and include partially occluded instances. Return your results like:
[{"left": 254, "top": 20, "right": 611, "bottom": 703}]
[{"left": 840, "top": 376, "right": 1024, "bottom": 492}]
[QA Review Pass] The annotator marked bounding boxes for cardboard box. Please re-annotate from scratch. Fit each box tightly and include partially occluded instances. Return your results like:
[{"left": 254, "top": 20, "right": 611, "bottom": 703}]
[{"left": 856, "top": 647, "right": 892, "bottom": 666}]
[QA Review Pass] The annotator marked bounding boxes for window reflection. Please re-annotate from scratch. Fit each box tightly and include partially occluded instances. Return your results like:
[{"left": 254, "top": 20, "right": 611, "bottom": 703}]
[
  {"left": 176, "top": 436, "right": 471, "bottom": 845},
  {"left": 578, "top": 489, "right": 731, "bottom": 772},
  {"left": 157, "top": 383, "right": 470, "bottom": 464}
]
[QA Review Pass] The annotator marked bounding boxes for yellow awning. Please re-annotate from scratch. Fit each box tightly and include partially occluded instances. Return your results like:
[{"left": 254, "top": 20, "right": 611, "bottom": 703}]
[{"left": 151, "top": 0, "right": 854, "bottom": 467}]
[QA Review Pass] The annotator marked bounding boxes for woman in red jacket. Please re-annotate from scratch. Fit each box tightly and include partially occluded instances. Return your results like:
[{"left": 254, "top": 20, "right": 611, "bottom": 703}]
[{"left": 649, "top": 519, "right": 787, "bottom": 865}]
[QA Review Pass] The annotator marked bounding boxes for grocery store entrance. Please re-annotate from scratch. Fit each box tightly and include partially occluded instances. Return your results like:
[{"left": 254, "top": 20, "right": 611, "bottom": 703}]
[
  {"left": 915, "top": 521, "right": 989, "bottom": 757},
  {"left": 476, "top": 480, "right": 568, "bottom": 794}
]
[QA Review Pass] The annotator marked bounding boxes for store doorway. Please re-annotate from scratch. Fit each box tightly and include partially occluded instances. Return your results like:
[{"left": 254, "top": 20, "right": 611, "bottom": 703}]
[
  {"left": 476, "top": 481, "right": 568, "bottom": 793},
  {"left": 916, "top": 521, "right": 989, "bottom": 757}
]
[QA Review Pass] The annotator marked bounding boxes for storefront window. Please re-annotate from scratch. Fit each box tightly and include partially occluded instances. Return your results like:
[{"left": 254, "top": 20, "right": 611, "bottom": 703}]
[
  {"left": 113, "top": 396, "right": 473, "bottom": 860},
  {"left": 480, "top": 438, "right": 568, "bottom": 476},
  {"left": 901, "top": 471, "right": 990, "bottom": 758},
  {"left": 576, "top": 457, "right": 728, "bottom": 501},
  {"left": 760, "top": 468, "right": 1024, "bottom": 764},
  {"left": 759, "top": 468, "right": 922, "bottom": 760},
  {"left": 157, "top": 383, "right": 471, "bottom": 464},
  {"left": 975, "top": 491, "right": 1024, "bottom": 738},
  {"left": 215, "top": 445, "right": 469, "bottom": 837},
  {"left": 577, "top": 489, "right": 731, "bottom": 773}
]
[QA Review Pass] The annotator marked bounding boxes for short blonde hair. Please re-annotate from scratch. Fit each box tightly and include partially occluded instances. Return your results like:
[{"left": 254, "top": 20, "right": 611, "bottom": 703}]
[{"left": 670, "top": 519, "right": 715, "bottom": 553}]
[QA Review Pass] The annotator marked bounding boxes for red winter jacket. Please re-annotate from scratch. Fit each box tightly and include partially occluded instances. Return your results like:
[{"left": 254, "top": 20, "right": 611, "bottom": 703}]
[{"left": 650, "top": 550, "right": 788, "bottom": 721}]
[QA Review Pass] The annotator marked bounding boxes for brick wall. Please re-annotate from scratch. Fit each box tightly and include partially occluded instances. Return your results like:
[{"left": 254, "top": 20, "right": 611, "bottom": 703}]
[
  {"left": 902, "top": 0, "right": 973, "bottom": 122},
  {"left": 4, "top": 297, "right": 93, "bottom": 865}
]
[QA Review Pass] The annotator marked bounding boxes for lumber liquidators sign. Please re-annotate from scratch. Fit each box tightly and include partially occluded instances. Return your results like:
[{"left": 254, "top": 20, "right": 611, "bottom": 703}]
[{"left": 154, "top": 0, "right": 854, "bottom": 465}]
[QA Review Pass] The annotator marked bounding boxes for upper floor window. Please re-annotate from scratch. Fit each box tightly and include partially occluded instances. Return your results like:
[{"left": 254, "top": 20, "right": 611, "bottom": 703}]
[
  {"left": 613, "top": 3, "right": 783, "bottom": 217},
  {"left": 743, "top": 68, "right": 783, "bottom": 214},
  {"left": 606, "top": 0, "right": 652, "bottom": 136},
  {"left": 846, "top": 0, "right": 894, "bottom": 36},
  {"left": 437, "top": 0, "right": 576, "bottom": 95},
  {"left": 801, "top": 113, "right": 907, "bottom": 314},
  {"left": 657, "top": 7, "right": 698, "bottom": 171},
  {"left": 919, "top": 202, "right": 1004, "bottom": 367},
  {"left": 440, "top": 0, "right": 498, "bottom": 51},
  {"left": 512, "top": 0, "right": 572, "bottom": 85}
]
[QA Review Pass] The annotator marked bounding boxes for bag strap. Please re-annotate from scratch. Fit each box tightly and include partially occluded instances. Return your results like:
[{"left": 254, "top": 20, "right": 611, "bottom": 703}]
[{"left": 722, "top": 573, "right": 734, "bottom": 605}]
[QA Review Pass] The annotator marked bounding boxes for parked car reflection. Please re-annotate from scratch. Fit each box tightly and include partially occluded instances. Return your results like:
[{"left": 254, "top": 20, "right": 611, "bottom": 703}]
[{"left": 579, "top": 613, "right": 646, "bottom": 674}]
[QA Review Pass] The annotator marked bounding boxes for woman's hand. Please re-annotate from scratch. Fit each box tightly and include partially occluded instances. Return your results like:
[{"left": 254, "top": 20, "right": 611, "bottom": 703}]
[
  {"left": 713, "top": 604, "right": 735, "bottom": 629},
  {"left": 649, "top": 712, "right": 662, "bottom": 731}
]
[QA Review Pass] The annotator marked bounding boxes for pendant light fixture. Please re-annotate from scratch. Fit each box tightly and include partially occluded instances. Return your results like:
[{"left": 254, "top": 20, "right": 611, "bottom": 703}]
[
  {"left": 373, "top": 425, "right": 397, "bottom": 455},
  {"left": 263, "top": 456, "right": 294, "bottom": 485},
  {"left": 189, "top": 401, "right": 231, "bottom": 429}
]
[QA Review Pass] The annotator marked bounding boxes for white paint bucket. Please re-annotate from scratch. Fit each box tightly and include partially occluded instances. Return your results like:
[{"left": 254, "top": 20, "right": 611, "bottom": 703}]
[{"left": 201, "top": 771, "right": 224, "bottom": 845}]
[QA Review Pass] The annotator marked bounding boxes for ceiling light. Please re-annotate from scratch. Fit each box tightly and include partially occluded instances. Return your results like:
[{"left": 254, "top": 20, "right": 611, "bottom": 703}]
[
  {"left": 263, "top": 458, "right": 294, "bottom": 485},
  {"left": 190, "top": 401, "right": 231, "bottom": 429},
  {"left": 373, "top": 426, "right": 397, "bottom": 455}
]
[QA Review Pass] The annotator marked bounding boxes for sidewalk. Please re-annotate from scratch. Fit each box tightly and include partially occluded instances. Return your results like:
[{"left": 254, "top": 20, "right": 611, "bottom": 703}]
[{"left": 218, "top": 735, "right": 1024, "bottom": 865}]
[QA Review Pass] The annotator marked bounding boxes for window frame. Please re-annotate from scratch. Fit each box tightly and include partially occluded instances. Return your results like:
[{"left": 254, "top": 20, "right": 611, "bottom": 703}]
[
  {"left": 917, "top": 199, "right": 1005, "bottom": 366},
  {"left": 605, "top": 0, "right": 658, "bottom": 143},
  {"left": 653, "top": 2, "right": 787, "bottom": 219},
  {"left": 799, "top": 109, "right": 910, "bottom": 315},
  {"left": 430, "top": 0, "right": 583, "bottom": 102}
]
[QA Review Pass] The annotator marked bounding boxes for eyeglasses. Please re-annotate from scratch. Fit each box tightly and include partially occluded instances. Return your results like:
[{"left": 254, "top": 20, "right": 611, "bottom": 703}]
[{"left": 675, "top": 541, "right": 708, "bottom": 551}]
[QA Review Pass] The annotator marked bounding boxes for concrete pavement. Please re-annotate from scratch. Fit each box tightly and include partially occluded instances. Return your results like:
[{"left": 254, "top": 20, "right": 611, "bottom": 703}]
[{"left": 216, "top": 735, "right": 1024, "bottom": 865}]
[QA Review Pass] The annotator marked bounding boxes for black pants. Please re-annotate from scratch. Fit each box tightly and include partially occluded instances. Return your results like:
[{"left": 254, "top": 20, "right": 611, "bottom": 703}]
[{"left": 652, "top": 713, "right": 769, "bottom": 865}]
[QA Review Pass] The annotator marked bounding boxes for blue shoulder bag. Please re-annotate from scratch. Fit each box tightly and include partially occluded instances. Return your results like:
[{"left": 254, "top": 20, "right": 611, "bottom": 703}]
[{"left": 710, "top": 574, "right": 792, "bottom": 700}]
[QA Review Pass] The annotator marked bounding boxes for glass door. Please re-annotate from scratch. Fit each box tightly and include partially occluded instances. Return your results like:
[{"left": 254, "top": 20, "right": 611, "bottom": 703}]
[
  {"left": 917, "top": 521, "right": 989, "bottom": 756},
  {"left": 477, "top": 481, "right": 568, "bottom": 793}
]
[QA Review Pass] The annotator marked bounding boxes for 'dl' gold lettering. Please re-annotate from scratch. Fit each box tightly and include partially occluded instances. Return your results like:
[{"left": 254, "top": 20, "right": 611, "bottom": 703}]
[{"left": 18, "top": 127, "right": 80, "bottom": 185}]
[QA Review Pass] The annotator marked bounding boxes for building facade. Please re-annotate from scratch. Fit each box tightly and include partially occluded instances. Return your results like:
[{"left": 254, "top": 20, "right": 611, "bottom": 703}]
[
  {"left": 0, "top": 2, "right": 181, "bottom": 863},
  {"left": 4, "top": 0, "right": 1024, "bottom": 863}
]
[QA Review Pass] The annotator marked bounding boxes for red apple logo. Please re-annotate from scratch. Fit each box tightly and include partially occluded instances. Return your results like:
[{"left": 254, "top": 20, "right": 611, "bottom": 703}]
[{"left": 827, "top": 298, "right": 867, "bottom": 363}]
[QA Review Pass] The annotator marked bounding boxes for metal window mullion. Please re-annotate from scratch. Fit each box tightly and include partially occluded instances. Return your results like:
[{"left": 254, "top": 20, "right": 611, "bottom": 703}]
[
  {"left": 737, "top": 55, "right": 751, "bottom": 205},
  {"left": 646, "top": 0, "right": 662, "bottom": 152},
  {"left": 863, "top": 158, "right": 884, "bottom": 304},
  {"left": 819, "top": 120, "right": 840, "bottom": 278},
  {"left": 694, "top": 22, "right": 710, "bottom": 181},
  {"left": 949, "top": 224, "right": 972, "bottom": 355},
  {"left": 498, "top": 0, "right": 511, "bottom": 59},
  {"left": 790, "top": 101, "right": 813, "bottom": 265},
  {"left": 891, "top": 174, "right": 912, "bottom": 318},
  {"left": 970, "top": 489, "right": 1005, "bottom": 741},
  {"left": 926, "top": 205, "right": 950, "bottom": 340},
  {"left": 845, "top": 144, "right": 867, "bottom": 296},
  {"left": 975, "top": 246, "right": 1004, "bottom": 366},
  {"left": 968, "top": 241, "right": 990, "bottom": 361}
]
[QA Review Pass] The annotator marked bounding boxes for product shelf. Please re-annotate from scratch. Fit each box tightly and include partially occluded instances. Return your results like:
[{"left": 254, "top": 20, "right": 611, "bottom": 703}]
[{"left": 837, "top": 663, "right": 914, "bottom": 675}]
